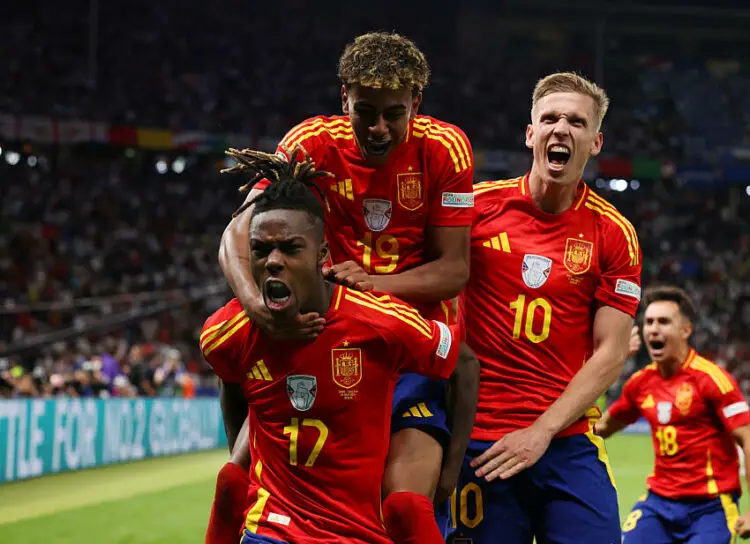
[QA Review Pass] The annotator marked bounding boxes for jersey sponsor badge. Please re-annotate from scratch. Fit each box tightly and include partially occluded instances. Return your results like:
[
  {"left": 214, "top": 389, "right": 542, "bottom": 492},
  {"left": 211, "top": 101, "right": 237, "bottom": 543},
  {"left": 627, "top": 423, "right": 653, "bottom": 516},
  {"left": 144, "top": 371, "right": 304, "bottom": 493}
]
[
  {"left": 286, "top": 375, "right": 317, "bottom": 412},
  {"left": 362, "top": 199, "right": 392, "bottom": 232},
  {"left": 657, "top": 401, "right": 672, "bottom": 424},
  {"left": 434, "top": 321, "right": 453, "bottom": 359},
  {"left": 441, "top": 192, "right": 474, "bottom": 208},
  {"left": 522, "top": 254, "right": 552, "bottom": 289},
  {"left": 396, "top": 172, "right": 424, "bottom": 211},
  {"left": 615, "top": 279, "right": 641, "bottom": 300},
  {"left": 675, "top": 382, "right": 694, "bottom": 416},
  {"left": 564, "top": 238, "right": 593, "bottom": 274},
  {"left": 331, "top": 347, "right": 363, "bottom": 390}
]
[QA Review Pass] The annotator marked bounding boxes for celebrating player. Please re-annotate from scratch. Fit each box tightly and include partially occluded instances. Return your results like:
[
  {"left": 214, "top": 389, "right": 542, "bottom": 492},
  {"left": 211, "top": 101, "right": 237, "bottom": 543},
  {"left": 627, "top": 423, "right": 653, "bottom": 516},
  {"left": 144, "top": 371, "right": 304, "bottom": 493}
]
[
  {"left": 201, "top": 150, "right": 476, "bottom": 544},
  {"left": 211, "top": 31, "right": 479, "bottom": 543},
  {"left": 453, "top": 72, "right": 641, "bottom": 543},
  {"left": 596, "top": 285, "right": 750, "bottom": 542}
]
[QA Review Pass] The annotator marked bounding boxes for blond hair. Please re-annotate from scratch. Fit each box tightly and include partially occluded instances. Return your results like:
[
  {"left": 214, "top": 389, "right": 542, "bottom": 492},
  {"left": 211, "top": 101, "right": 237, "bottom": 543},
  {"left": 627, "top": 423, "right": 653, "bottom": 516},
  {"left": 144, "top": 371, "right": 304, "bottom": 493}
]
[
  {"left": 531, "top": 72, "right": 610, "bottom": 129},
  {"left": 338, "top": 32, "right": 430, "bottom": 92}
]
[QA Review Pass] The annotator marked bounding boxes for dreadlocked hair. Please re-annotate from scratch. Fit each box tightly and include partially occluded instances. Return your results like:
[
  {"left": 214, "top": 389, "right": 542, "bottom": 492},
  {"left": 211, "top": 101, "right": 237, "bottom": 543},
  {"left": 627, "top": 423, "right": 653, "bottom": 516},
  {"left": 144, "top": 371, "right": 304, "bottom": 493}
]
[
  {"left": 221, "top": 144, "right": 333, "bottom": 220},
  {"left": 338, "top": 31, "right": 430, "bottom": 94}
]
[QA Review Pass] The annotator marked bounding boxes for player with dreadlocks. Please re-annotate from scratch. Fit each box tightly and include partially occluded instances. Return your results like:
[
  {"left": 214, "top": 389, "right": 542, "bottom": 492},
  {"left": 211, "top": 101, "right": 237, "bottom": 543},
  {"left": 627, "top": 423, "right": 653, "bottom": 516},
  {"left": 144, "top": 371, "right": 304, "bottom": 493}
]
[
  {"left": 211, "top": 31, "right": 480, "bottom": 544},
  {"left": 200, "top": 147, "right": 476, "bottom": 544}
]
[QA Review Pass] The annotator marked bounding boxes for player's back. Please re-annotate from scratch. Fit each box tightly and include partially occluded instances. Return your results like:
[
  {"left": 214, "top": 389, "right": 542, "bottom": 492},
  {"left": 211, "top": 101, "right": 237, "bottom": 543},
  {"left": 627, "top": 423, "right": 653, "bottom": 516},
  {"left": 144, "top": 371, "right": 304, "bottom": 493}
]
[
  {"left": 201, "top": 285, "right": 459, "bottom": 543},
  {"left": 613, "top": 351, "right": 748, "bottom": 499},
  {"left": 460, "top": 175, "right": 642, "bottom": 440},
  {"left": 275, "top": 114, "right": 474, "bottom": 321}
]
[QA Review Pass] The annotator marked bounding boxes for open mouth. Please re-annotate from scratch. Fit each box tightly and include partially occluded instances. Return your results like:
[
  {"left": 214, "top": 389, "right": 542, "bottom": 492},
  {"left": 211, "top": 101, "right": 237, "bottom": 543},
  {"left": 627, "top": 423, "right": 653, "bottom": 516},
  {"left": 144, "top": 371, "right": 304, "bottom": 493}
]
[
  {"left": 264, "top": 279, "right": 293, "bottom": 312},
  {"left": 647, "top": 339, "right": 666, "bottom": 356},
  {"left": 366, "top": 140, "right": 391, "bottom": 156},
  {"left": 547, "top": 145, "right": 571, "bottom": 170}
]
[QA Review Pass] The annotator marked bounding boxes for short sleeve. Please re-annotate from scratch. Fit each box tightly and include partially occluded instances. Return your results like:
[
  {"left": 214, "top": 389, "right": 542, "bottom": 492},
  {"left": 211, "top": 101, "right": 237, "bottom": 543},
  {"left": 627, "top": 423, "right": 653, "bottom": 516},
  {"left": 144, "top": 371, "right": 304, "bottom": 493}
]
[
  {"left": 426, "top": 123, "right": 475, "bottom": 228},
  {"left": 390, "top": 315, "right": 461, "bottom": 380},
  {"left": 200, "top": 299, "right": 252, "bottom": 383},
  {"left": 607, "top": 374, "right": 642, "bottom": 426},
  {"left": 700, "top": 364, "right": 750, "bottom": 432},
  {"left": 595, "top": 215, "right": 643, "bottom": 317}
]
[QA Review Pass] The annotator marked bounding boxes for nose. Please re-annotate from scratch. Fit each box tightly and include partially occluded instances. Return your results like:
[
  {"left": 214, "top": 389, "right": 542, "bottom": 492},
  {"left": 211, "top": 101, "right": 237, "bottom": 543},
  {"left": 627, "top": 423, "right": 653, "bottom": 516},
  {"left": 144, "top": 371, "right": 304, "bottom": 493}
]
[
  {"left": 265, "top": 249, "right": 284, "bottom": 273},
  {"left": 552, "top": 119, "right": 570, "bottom": 135},
  {"left": 368, "top": 114, "right": 388, "bottom": 139}
]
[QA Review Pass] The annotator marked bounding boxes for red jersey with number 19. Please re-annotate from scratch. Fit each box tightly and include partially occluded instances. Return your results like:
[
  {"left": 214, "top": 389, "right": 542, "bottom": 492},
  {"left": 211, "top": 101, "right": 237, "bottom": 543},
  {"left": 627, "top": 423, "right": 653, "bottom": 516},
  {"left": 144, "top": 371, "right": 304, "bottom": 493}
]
[
  {"left": 200, "top": 285, "right": 460, "bottom": 544},
  {"left": 608, "top": 349, "right": 750, "bottom": 499},
  {"left": 255, "top": 115, "right": 474, "bottom": 323},
  {"left": 459, "top": 175, "right": 643, "bottom": 441}
]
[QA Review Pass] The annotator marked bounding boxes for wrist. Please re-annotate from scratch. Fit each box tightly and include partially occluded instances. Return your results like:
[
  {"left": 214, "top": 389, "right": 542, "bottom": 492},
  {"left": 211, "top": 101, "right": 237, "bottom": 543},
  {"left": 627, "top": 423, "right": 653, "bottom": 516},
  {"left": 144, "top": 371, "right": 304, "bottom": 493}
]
[{"left": 533, "top": 414, "right": 561, "bottom": 439}]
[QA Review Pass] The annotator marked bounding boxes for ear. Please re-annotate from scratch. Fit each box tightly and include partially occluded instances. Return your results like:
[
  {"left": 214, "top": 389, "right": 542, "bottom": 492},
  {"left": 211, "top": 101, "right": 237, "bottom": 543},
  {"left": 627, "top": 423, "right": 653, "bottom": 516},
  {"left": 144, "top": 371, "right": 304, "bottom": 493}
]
[
  {"left": 318, "top": 240, "right": 330, "bottom": 267},
  {"left": 410, "top": 91, "right": 422, "bottom": 119},
  {"left": 681, "top": 319, "right": 693, "bottom": 342},
  {"left": 589, "top": 131, "right": 604, "bottom": 157},
  {"left": 341, "top": 85, "right": 349, "bottom": 115},
  {"left": 525, "top": 124, "right": 534, "bottom": 149}
]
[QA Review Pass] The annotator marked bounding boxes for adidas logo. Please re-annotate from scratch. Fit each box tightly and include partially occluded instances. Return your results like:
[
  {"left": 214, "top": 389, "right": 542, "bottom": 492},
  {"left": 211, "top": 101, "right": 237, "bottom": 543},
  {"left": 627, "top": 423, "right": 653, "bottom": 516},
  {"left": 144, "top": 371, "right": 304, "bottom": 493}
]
[
  {"left": 402, "top": 402, "right": 434, "bottom": 418},
  {"left": 247, "top": 360, "right": 272, "bottom": 381},
  {"left": 482, "top": 233, "right": 511, "bottom": 253},
  {"left": 330, "top": 179, "right": 354, "bottom": 201},
  {"left": 641, "top": 394, "right": 655, "bottom": 409}
]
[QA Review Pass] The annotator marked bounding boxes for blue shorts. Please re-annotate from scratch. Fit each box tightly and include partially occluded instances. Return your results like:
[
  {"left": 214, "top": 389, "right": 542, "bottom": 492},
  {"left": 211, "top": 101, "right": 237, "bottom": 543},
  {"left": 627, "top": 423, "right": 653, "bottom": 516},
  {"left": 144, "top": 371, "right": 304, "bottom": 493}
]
[
  {"left": 622, "top": 491, "right": 739, "bottom": 544},
  {"left": 240, "top": 529, "right": 288, "bottom": 544},
  {"left": 391, "top": 373, "right": 450, "bottom": 449},
  {"left": 448, "top": 432, "right": 620, "bottom": 544}
]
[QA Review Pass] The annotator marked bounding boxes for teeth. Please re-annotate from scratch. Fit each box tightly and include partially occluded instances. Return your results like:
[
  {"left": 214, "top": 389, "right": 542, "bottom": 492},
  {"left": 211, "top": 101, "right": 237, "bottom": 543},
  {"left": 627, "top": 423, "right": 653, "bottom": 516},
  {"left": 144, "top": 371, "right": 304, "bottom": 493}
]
[{"left": 550, "top": 146, "right": 570, "bottom": 154}]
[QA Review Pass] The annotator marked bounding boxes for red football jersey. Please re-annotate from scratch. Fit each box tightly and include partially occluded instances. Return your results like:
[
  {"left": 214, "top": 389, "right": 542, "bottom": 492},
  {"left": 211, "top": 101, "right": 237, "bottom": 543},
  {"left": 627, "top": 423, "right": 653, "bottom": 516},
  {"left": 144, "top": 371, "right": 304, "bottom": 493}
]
[
  {"left": 200, "top": 285, "right": 460, "bottom": 543},
  {"left": 255, "top": 114, "right": 474, "bottom": 322},
  {"left": 608, "top": 349, "right": 750, "bottom": 499},
  {"left": 459, "top": 174, "right": 643, "bottom": 440}
]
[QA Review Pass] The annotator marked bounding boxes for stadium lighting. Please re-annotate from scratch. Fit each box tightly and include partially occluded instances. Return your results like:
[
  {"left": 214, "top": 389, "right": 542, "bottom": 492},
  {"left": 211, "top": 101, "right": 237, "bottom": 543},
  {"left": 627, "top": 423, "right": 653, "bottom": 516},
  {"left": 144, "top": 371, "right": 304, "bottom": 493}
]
[
  {"left": 27, "top": 155, "right": 38, "bottom": 168},
  {"left": 172, "top": 157, "right": 186, "bottom": 174},
  {"left": 155, "top": 159, "right": 169, "bottom": 175},
  {"left": 125, "top": 148, "right": 136, "bottom": 158},
  {"left": 5, "top": 151, "right": 20, "bottom": 166},
  {"left": 0, "top": 145, "right": 3, "bottom": 156},
  {"left": 609, "top": 179, "right": 628, "bottom": 192},
  {"left": 630, "top": 179, "right": 641, "bottom": 190},
  {"left": 595, "top": 178, "right": 606, "bottom": 189},
  {"left": 746, "top": 185, "right": 750, "bottom": 196}
]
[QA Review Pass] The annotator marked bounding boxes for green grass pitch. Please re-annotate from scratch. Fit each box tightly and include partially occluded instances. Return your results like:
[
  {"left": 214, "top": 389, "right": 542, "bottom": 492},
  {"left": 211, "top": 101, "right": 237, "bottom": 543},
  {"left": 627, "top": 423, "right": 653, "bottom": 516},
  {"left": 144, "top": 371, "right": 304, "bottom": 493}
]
[{"left": 0, "top": 435, "right": 743, "bottom": 543}]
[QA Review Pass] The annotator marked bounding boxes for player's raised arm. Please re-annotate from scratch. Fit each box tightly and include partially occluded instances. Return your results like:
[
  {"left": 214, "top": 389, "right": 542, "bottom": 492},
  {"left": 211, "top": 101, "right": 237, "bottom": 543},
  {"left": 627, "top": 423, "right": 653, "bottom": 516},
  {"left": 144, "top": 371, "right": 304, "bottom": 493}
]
[{"left": 595, "top": 373, "right": 642, "bottom": 439}]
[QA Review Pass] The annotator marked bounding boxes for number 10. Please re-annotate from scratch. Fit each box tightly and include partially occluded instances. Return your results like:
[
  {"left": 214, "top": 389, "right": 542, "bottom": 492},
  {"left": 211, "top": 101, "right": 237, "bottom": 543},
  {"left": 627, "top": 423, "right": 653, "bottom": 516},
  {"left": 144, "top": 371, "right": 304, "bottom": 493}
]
[{"left": 509, "top": 294, "right": 552, "bottom": 343}]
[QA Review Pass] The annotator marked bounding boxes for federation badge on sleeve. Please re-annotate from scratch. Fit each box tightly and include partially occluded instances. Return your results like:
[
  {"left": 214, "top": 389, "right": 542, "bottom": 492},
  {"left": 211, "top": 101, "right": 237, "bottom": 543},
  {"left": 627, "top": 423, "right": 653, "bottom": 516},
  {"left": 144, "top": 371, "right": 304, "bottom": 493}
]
[
  {"left": 675, "top": 383, "right": 694, "bottom": 416},
  {"left": 363, "top": 199, "right": 392, "bottom": 232},
  {"left": 286, "top": 375, "right": 317, "bottom": 412},
  {"left": 396, "top": 172, "right": 424, "bottom": 211},
  {"left": 521, "top": 254, "right": 552, "bottom": 289},
  {"left": 564, "top": 238, "right": 593, "bottom": 275},
  {"left": 657, "top": 401, "right": 673, "bottom": 424}
]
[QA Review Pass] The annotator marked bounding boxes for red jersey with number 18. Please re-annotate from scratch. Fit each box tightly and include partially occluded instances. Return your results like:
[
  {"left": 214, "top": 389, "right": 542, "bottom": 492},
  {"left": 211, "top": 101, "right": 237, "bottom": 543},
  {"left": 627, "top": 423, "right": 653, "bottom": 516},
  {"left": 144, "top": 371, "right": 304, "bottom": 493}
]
[
  {"left": 608, "top": 349, "right": 750, "bottom": 499},
  {"left": 200, "top": 285, "right": 460, "bottom": 544},
  {"left": 459, "top": 175, "right": 643, "bottom": 441},
  {"left": 255, "top": 114, "right": 474, "bottom": 323}
]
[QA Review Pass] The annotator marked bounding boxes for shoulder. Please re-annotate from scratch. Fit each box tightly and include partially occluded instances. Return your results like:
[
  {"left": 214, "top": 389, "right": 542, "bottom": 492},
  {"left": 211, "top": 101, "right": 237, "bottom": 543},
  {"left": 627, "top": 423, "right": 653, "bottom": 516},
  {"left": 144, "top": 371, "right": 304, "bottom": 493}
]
[
  {"left": 338, "top": 288, "right": 434, "bottom": 341},
  {"left": 279, "top": 115, "right": 353, "bottom": 157},
  {"left": 624, "top": 362, "right": 657, "bottom": 390},
  {"left": 473, "top": 176, "right": 524, "bottom": 201},
  {"left": 200, "top": 298, "right": 252, "bottom": 359},
  {"left": 582, "top": 186, "right": 639, "bottom": 243},
  {"left": 412, "top": 115, "right": 473, "bottom": 174},
  {"left": 686, "top": 352, "right": 737, "bottom": 395}
]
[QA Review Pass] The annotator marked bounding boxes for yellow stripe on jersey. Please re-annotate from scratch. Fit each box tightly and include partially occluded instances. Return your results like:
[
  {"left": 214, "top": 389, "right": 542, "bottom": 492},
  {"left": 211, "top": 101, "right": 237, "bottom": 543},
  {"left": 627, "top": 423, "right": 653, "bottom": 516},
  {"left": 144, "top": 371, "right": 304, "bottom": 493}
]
[
  {"left": 706, "top": 449, "right": 719, "bottom": 495},
  {"left": 345, "top": 290, "right": 432, "bottom": 334},
  {"left": 255, "top": 459, "right": 263, "bottom": 481},
  {"left": 473, "top": 180, "right": 519, "bottom": 197},
  {"left": 202, "top": 315, "right": 250, "bottom": 357},
  {"left": 344, "top": 293, "right": 432, "bottom": 338},
  {"left": 282, "top": 118, "right": 351, "bottom": 147},
  {"left": 584, "top": 199, "right": 639, "bottom": 266},
  {"left": 473, "top": 176, "right": 523, "bottom": 190},
  {"left": 413, "top": 119, "right": 471, "bottom": 172},
  {"left": 587, "top": 192, "right": 639, "bottom": 251},
  {"left": 690, "top": 358, "right": 734, "bottom": 394},
  {"left": 285, "top": 124, "right": 354, "bottom": 151},
  {"left": 200, "top": 310, "right": 247, "bottom": 350},
  {"left": 585, "top": 420, "right": 617, "bottom": 489},
  {"left": 333, "top": 285, "right": 344, "bottom": 310}
]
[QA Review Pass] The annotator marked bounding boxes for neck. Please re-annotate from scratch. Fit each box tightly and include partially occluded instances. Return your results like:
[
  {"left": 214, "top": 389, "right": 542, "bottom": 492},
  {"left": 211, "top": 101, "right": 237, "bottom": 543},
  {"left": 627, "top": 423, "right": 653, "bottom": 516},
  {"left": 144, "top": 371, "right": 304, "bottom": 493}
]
[
  {"left": 300, "top": 279, "right": 336, "bottom": 316},
  {"left": 658, "top": 344, "right": 691, "bottom": 378},
  {"left": 528, "top": 166, "right": 581, "bottom": 214}
]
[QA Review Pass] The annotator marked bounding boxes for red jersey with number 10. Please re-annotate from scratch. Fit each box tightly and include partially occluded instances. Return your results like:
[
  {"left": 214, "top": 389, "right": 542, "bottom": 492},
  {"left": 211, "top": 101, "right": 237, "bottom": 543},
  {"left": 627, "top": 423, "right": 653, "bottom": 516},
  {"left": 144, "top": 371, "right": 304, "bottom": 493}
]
[
  {"left": 608, "top": 349, "right": 750, "bottom": 499},
  {"left": 459, "top": 175, "right": 642, "bottom": 440},
  {"left": 200, "top": 285, "right": 460, "bottom": 543},
  {"left": 255, "top": 115, "right": 474, "bottom": 323}
]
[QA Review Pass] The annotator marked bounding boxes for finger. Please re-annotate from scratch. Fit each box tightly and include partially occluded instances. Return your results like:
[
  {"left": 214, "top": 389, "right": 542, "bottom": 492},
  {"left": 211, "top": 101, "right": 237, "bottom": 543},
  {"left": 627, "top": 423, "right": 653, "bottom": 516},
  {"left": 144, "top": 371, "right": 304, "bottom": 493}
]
[
  {"left": 470, "top": 440, "right": 505, "bottom": 468},
  {"left": 475, "top": 449, "right": 515, "bottom": 478},
  {"left": 496, "top": 458, "right": 528, "bottom": 481},
  {"left": 354, "top": 281, "right": 373, "bottom": 292},
  {"left": 329, "top": 261, "right": 358, "bottom": 274},
  {"left": 297, "top": 313, "right": 324, "bottom": 325}
]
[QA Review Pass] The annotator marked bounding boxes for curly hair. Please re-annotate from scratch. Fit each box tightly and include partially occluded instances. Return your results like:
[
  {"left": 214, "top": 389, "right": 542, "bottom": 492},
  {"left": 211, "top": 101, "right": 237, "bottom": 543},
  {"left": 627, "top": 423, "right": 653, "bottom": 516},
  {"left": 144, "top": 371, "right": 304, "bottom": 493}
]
[{"left": 337, "top": 31, "right": 430, "bottom": 93}]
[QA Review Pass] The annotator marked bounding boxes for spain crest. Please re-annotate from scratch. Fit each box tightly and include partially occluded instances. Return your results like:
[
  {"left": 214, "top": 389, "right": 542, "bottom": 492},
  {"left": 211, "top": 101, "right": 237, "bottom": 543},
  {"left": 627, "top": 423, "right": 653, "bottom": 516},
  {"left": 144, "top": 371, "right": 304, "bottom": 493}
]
[
  {"left": 363, "top": 199, "right": 392, "bottom": 232},
  {"left": 675, "top": 382, "right": 694, "bottom": 416},
  {"left": 564, "top": 238, "right": 593, "bottom": 275},
  {"left": 331, "top": 347, "right": 363, "bottom": 389},
  {"left": 286, "top": 375, "right": 317, "bottom": 412},
  {"left": 396, "top": 172, "right": 424, "bottom": 211}
]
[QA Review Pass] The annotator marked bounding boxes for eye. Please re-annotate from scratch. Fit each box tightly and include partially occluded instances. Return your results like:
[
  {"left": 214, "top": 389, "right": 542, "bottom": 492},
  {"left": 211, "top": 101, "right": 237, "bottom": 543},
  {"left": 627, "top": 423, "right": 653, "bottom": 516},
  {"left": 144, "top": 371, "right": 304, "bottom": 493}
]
[{"left": 384, "top": 110, "right": 405, "bottom": 122}]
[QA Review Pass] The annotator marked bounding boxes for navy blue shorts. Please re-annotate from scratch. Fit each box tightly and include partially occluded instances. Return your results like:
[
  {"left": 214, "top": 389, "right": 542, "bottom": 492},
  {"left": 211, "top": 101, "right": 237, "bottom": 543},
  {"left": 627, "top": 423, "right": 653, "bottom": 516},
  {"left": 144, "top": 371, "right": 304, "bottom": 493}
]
[
  {"left": 391, "top": 373, "right": 451, "bottom": 449},
  {"left": 240, "top": 529, "right": 288, "bottom": 544},
  {"left": 448, "top": 432, "right": 620, "bottom": 544},
  {"left": 622, "top": 491, "right": 739, "bottom": 544}
]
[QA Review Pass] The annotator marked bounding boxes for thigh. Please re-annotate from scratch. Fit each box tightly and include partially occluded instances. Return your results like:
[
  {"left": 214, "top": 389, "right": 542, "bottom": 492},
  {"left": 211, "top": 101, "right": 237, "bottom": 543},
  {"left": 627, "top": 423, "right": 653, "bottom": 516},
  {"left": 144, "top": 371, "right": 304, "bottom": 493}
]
[
  {"left": 450, "top": 444, "right": 533, "bottom": 544},
  {"left": 383, "top": 427, "right": 443, "bottom": 499},
  {"left": 620, "top": 497, "right": 673, "bottom": 544},
  {"left": 685, "top": 494, "right": 738, "bottom": 544},
  {"left": 533, "top": 434, "right": 621, "bottom": 544}
]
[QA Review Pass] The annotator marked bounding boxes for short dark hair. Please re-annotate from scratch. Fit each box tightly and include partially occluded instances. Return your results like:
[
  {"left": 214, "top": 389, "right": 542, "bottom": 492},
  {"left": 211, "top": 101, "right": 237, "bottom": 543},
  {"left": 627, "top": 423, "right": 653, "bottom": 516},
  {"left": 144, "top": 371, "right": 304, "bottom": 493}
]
[
  {"left": 643, "top": 285, "right": 698, "bottom": 323},
  {"left": 221, "top": 145, "right": 333, "bottom": 224}
]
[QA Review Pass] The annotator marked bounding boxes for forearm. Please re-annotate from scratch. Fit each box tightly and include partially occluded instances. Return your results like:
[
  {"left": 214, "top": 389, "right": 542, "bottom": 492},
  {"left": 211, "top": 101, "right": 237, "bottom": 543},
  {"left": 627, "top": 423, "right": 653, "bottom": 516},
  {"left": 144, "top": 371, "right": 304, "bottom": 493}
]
[
  {"left": 444, "top": 345, "right": 480, "bottom": 472},
  {"left": 536, "top": 348, "right": 625, "bottom": 436},
  {"left": 219, "top": 381, "right": 248, "bottom": 452},
  {"left": 594, "top": 410, "right": 628, "bottom": 439},
  {"left": 219, "top": 212, "right": 260, "bottom": 311},
  {"left": 372, "top": 258, "right": 468, "bottom": 303},
  {"left": 743, "top": 443, "right": 750, "bottom": 499}
]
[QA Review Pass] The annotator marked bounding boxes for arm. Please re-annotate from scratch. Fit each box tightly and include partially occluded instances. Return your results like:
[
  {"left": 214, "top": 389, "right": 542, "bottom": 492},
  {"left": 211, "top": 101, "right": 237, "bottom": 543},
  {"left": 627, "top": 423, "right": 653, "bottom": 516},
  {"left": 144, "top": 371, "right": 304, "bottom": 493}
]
[
  {"left": 594, "top": 409, "right": 630, "bottom": 439},
  {"left": 535, "top": 305, "right": 633, "bottom": 436},
  {"left": 733, "top": 425, "right": 750, "bottom": 536},
  {"left": 219, "top": 380, "right": 248, "bottom": 452}
]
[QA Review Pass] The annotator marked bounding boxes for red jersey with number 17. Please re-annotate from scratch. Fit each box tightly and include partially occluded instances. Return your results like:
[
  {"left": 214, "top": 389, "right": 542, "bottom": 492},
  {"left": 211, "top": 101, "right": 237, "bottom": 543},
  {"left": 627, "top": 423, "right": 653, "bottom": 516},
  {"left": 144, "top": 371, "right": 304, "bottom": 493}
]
[
  {"left": 200, "top": 285, "right": 460, "bottom": 543},
  {"left": 459, "top": 175, "right": 643, "bottom": 441},
  {"left": 608, "top": 349, "right": 750, "bottom": 499},
  {"left": 255, "top": 115, "right": 474, "bottom": 322}
]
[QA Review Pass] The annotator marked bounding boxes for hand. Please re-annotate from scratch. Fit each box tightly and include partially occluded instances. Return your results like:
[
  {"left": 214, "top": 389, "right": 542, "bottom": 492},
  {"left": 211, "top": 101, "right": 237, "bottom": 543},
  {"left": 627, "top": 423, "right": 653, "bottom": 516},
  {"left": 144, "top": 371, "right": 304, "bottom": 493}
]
[
  {"left": 326, "top": 261, "right": 374, "bottom": 292},
  {"left": 628, "top": 325, "right": 641, "bottom": 358},
  {"left": 470, "top": 424, "right": 554, "bottom": 481},
  {"left": 245, "top": 297, "right": 325, "bottom": 340},
  {"left": 433, "top": 463, "right": 460, "bottom": 506},
  {"left": 735, "top": 511, "right": 750, "bottom": 538}
]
